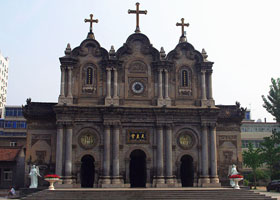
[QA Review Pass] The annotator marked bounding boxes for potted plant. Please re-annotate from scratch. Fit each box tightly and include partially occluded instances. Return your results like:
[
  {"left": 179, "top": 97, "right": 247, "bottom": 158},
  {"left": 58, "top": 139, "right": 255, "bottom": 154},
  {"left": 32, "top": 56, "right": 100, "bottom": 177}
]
[{"left": 44, "top": 174, "right": 61, "bottom": 190}]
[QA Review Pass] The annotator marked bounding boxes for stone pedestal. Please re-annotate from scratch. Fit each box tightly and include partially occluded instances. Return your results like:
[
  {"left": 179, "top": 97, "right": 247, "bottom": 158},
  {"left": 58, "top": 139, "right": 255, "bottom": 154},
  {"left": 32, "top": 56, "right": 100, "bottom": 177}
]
[
  {"left": 99, "top": 176, "right": 111, "bottom": 187},
  {"left": 113, "top": 97, "right": 119, "bottom": 106},
  {"left": 200, "top": 99, "right": 215, "bottom": 107},
  {"left": 210, "top": 177, "right": 220, "bottom": 184},
  {"left": 58, "top": 97, "right": 73, "bottom": 105},
  {"left": 63, "top": 176, "right": 73, "bottom": 185},
  {"left": 165, "top": 98, "right": 171, "bottom": 106},
  {"left": 165, "top": 176, "right": 178, "bottom": 187},
  {"left": 105, "top": 97, "right": 113, "bottom": 106},
  {"left": 111, "top": 176, "right": 123, "bottom": 184},
  {"left": 157, "top": 98, "right": 164, "bottom": 106}
]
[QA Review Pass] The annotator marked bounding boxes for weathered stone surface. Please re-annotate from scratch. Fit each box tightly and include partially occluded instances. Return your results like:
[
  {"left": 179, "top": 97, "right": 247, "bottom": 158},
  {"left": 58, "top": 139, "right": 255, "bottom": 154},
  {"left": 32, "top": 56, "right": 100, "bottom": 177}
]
[{"left": 23, "top": 31, "right": 244, "bottom": 188}]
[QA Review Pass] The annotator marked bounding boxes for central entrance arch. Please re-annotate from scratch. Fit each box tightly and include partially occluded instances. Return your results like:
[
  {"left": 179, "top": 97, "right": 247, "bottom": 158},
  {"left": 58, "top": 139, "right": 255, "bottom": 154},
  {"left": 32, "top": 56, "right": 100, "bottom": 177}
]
[
  {"left": 129, "top": 149, "right": 147, "bottom": 187},
  {"left": 180, "top": 155, "right": 194, "bottom": 187},
  {"left": 81, "top": 155, "right": 95, "bottom": 188}
]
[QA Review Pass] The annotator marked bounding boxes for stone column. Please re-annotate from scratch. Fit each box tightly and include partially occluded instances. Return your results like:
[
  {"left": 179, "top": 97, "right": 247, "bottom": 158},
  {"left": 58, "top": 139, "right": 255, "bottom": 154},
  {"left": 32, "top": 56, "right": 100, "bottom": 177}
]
[
  {"left": 164, "top": 69, "right": 169, "bottom": 99},
  {"left": 113, "top": 68, "right": 118, "bottom": 99},
  {"left": 67, "top": 67, "right": 73, "bottom": 98},
  {"left": 55, "top": 124, "right": 63, "bottom": 176},
  {"left": 60, "top": 66, "right": 65, "bottom": 98},
  {"left": 210, "top": 124, "right": 219, "bottom": 183},
  {"left": 64, "top": 125, "right": 73, "bottom": 184},
  {"left": 112, "top": 125, "right": 121, "bottom": 184},
  {"left": 158, "top": 69, "right": 163, "bottom": 99},
  {"left": 106, "top": 68, "right": 112, "bottom": 99},
  {"left": 156, "top": 126, "right": 164, "bottom": 184},
  {"left": 208, "top": 72, "right": 213, "bottom": 100},
  {"left": 165, "top": 126, "right": 174, "bottom": 184},
  {"left": 201, "top": 123, "right": 210, "bottom": 183},
  {"left": 102, "top": 125, "right": 111, "bottom": 184},
  {"left": 201, "top": 70, "right": 207, "bottom": 100}
]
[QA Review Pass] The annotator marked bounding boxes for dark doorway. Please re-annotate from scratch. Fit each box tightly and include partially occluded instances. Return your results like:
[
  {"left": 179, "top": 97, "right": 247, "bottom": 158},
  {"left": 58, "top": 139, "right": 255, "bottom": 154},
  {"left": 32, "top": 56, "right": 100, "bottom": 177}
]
[
  {"left": 180, "top": 155, "right": 194, "bottom": 187},
  {"left": 81, "top": 155, "right": 95, "bottom": 188},
  {"left": 129, "top": 149, "right": 147, "bottom": 187}
]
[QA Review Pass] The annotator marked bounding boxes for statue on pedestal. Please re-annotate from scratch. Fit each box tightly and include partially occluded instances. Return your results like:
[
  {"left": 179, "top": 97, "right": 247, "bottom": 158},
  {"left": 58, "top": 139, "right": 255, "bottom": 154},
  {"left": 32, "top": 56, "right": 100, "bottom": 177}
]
[
  {"left": 29, "top": 165, "right": 41, "bottom": 188},
  {"left": 228, "top": 164, "right": 239, "bottom": 187}
]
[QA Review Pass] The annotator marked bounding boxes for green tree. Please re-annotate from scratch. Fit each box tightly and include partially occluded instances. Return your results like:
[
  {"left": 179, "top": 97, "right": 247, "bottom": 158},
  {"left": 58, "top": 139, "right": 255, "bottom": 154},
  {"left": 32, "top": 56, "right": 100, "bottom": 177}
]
[
  {"left": 262, "top": 78, "right": 280, "bottom": 122},
  {"left": 243, "top": 143, "right": 263, "bottom": 189},
  {"left": 260, "top": 130, "right": 280, "bottom": 180}
]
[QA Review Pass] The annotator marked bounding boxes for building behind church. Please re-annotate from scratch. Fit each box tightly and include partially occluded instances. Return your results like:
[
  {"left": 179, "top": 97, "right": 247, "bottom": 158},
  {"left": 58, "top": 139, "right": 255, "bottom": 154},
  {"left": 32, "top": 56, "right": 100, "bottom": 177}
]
[
  {"left": 0, "top": 106, "right": 26, "bottom": 188},
  {"left": 0, "top": 51, "right": 9, "bottom": 117},
  {"left": 23, "top": 6, "right": 244, "bottom": 188}
]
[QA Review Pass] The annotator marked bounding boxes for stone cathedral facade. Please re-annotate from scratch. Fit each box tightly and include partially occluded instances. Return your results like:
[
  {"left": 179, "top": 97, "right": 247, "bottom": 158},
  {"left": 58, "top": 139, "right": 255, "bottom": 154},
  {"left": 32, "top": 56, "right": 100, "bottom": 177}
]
[{"left": 23, "top": 9, "right": 244, "bottom": 188}]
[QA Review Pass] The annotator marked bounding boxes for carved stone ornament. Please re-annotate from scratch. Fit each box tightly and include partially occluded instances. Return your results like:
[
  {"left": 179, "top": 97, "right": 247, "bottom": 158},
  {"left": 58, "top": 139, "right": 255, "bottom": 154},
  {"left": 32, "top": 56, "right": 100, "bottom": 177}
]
[
  {"left": 128, "top": 60, "right": 147, "bottom": 74},
  {"left": 178, "top": 87, "right": 192, "bottom": 96},
  {"left": 177, "top": 132, "right": 194, "bottom": 150},
  {"left": 82, "top": 85, "right": 96, "bottom": 93},
  {"left": 78, "top": 131, "right": 98, "bottom": 150}
]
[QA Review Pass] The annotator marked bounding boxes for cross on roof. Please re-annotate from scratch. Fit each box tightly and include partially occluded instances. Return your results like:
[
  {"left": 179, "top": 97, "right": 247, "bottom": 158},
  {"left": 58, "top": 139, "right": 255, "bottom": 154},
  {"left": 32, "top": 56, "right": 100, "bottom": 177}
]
[
  {"left": 128, "top": 2, "right": 147, "bottom": 33},
  {"left": 84, "top": 14, "right": 98, "bottom": 33},
  {"left": 176, "top": 18, "right": 189, "bottom": 37}
]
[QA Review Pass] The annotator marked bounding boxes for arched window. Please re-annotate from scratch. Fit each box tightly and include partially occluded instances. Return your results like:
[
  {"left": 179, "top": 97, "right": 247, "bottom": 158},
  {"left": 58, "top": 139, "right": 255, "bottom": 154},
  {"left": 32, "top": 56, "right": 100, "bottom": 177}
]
[
  {"left": 86, "top": 68, "right": 93, "bottom": 84},
  {"left": 181, "top": 70, "right": 189, "bottom": 87}
]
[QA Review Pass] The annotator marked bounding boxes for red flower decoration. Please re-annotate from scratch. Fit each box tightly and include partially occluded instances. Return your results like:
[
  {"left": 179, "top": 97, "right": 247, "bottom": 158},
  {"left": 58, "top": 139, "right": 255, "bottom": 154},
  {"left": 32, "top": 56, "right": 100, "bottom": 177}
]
[
  {"left": 44, "top": 174, "right": 60, "bottom": 179},
  {"left": 229, "top": 174, "right": 243, "bottom": 179}
]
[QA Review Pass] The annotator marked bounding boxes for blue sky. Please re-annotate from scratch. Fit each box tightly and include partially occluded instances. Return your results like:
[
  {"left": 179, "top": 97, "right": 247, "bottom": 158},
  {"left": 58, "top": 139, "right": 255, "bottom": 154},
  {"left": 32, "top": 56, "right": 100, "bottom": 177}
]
[{"left": 1, "top": 0, "right": 280, "bottom": 121}]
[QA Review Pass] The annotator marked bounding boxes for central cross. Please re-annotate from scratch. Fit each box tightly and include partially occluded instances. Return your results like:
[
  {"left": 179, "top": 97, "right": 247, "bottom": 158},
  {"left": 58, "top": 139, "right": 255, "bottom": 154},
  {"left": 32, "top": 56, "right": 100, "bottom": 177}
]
[
  {"left": 128, "top": 2, "right": 147, "bottom": 33},
  {"left": 84, "top": 14, "right": 98, "bottom": 33},
  {"left": 176, "top": 18, "right": 189, "bottom": 37}
]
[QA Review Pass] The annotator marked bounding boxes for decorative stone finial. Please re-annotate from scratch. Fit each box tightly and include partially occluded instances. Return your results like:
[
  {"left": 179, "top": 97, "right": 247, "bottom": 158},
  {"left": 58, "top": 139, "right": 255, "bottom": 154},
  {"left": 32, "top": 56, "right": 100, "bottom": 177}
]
[
  {"left": 201, "top": 48, "right": 208, "bottom": 62},
  {"left": 65, "top": 43, "right": 71, "bottom": 55},
  {"left": 109, "top": 45, "right": 116, "bottom": 59},
  {"left": 160, "top": 47, "right": 166, "bottom": 60}
]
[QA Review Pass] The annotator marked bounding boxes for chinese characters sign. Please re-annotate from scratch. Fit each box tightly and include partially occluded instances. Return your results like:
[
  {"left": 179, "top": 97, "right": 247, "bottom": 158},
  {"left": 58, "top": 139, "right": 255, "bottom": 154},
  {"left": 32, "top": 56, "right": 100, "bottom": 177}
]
[{"left": 127, "top": 129, "right": 149, "bottom": 144}]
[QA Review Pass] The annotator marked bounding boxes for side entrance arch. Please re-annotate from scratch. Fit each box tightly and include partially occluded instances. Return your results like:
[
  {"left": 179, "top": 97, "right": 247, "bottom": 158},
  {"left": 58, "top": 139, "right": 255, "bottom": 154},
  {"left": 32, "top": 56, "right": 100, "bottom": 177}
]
[
  {"left": 180, "top": 154, "right": 194, "bottom": 187},
  {"left": 129, "top": 149, "right": 147, "bottom": 187},
  {"left": 80, "top": 155, "right": 95, "bottom": 188}
]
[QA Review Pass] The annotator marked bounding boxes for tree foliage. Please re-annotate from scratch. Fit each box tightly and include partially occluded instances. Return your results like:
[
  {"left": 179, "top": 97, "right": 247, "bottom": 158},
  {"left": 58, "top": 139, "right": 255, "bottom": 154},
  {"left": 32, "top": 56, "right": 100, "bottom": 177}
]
[
  {"left": 262, "top": 78, "right": 280, "bottom": 122},
  {"left": 260, "top": 130, "right": 280, "bottom": 179},
  {"left": 243, "top": 142, "right": 263, "bottom": 188}
]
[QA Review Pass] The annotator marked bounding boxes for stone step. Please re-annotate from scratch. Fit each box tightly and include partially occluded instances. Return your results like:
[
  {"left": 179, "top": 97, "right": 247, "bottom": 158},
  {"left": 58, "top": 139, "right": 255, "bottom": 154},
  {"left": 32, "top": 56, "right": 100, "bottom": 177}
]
[{"left": 23, "top": 189, "right": 277, "bottom": 200}]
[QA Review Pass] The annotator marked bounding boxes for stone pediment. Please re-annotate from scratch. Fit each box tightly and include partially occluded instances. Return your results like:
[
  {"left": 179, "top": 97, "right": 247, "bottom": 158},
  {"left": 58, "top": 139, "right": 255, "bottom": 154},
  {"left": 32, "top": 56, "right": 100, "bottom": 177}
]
[
  {"left": 73, "top": 39, "right": 108, "bottom": 59},
  {"left": 116, "top": 33, "right": 160, "bottom": 61},
  {"left": 167, "top": 42, "right": 203, "bottom": 64},
  {"left": 60, "top": 39, "right": 109, "bottom": 67}
]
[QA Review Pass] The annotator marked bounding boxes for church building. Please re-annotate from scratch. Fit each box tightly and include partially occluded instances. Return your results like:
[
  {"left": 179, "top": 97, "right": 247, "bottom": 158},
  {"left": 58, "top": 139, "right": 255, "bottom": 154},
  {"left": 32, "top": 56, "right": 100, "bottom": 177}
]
[{"left": 23, "top": 3, "right": 244, "bottom": 188}]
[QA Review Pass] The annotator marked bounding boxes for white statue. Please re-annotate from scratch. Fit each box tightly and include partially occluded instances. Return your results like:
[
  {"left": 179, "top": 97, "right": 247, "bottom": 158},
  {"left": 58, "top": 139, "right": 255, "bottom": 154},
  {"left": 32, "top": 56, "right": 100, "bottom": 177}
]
[
  {"left": 228, "top": 164, "right": 239, "bottom": 187},
  {"left": 29, "top": 165, "right": 41, "bottom": 188}
]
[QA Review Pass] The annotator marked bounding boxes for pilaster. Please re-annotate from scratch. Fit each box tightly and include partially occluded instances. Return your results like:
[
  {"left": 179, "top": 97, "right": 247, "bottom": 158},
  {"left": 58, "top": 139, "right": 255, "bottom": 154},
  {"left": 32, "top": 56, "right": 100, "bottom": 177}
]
[
  {"left": 164, "top": 69, "right": 171, "bottom": 106},
  {"left": 210, "top": 123, "right": 220, "bottom": 185},
  {"left": 64, "top": 123, "right": 73, "bottom": 184},
  {"left": 100, "top": 125, "right": 111, "bottom": 186},
  {"left": 55, "top": 123, "right": 63, "bottom": 176},
  {"left": 155, "top": 125, "right": 165, "bottom": 186},
  {"left": 105, "top": 68, "right": 113, "bottom": 106},
  {"left": 200, "top": 123, "right": 210, "bottom": 185},
  {"left": 112, "top": 68, "right": 119, "bottom": 106},
  {"left": 112, "top": 125, "right": 123, "bottom": 186}
]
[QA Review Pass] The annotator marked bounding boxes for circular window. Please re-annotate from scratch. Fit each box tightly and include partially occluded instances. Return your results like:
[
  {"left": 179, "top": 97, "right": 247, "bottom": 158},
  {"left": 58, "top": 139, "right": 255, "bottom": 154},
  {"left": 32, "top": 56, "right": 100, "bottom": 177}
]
[
  {"left": 78, "top": 131, "right": 98, "bottom": 149},
  {"left": 131, "top": 81, "right": 144, "bottom": 94},
  {"left": 178, "top": 132, "right": 194, "bottom": 150}
]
